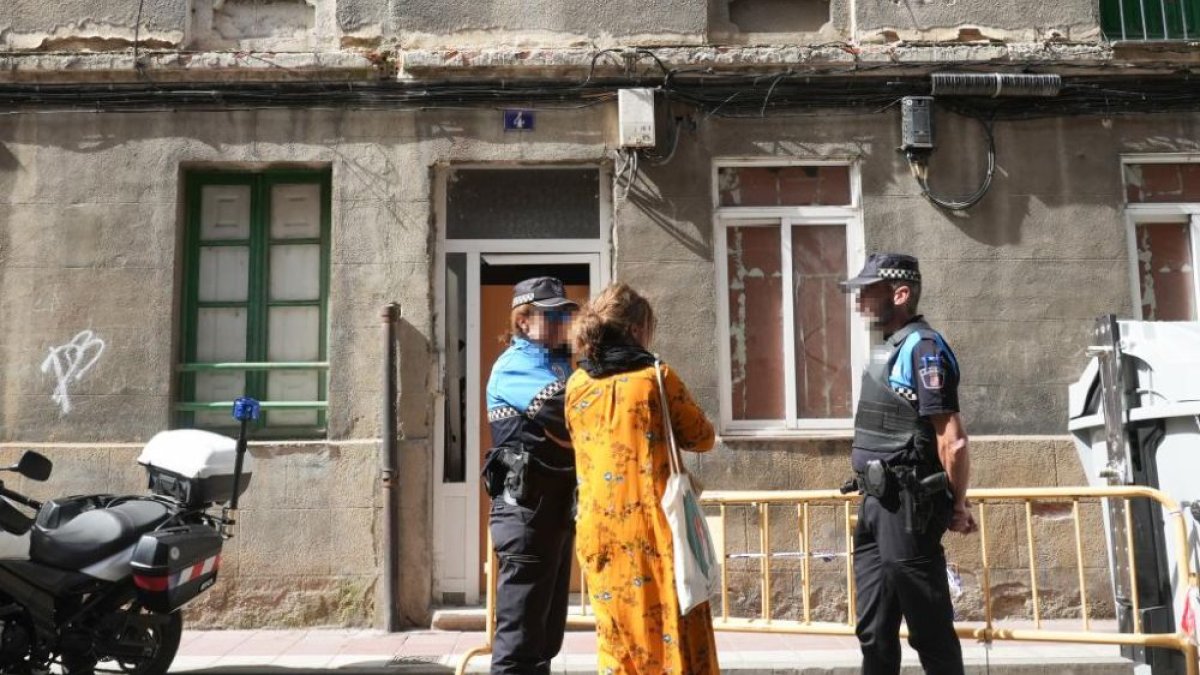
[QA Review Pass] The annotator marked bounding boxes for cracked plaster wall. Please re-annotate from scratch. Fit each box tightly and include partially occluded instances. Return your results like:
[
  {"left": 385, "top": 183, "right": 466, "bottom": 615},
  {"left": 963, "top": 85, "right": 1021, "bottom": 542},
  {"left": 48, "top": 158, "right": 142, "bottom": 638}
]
[
  {"left": 389, "top": 0, "right": 708, "bottom": 48},
  {"left": 855, "top": 0, "right": 1101, "bottom": 43},
  {"left": 0, "top": 0, "right": 1105, "bottom": 55},
  {"left": 0, "top": 0, "right": 187, "bottom": 51}
]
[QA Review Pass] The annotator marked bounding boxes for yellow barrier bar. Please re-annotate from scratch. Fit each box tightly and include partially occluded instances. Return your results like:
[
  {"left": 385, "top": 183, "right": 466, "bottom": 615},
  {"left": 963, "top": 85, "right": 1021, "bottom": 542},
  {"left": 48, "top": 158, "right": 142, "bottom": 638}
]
[
  {"left": 456, "top": 485, "right": 1200, "bottom": 675},
  {"left": 1025, "top": 499, "right": 1041, "bottom": 628},
  {"left": 760, "top": 502, "right": 772, "bottom": 622},
  {"left": 801, "top": 501, "right": 811, "bottom": 625},
  {"left": 1166, "top": 499, "right": 1200, "bottom": 675},
  {"left": 1072, "top": 499, "right": 1090, "bottom": 631},
  {"left": 720, "top": 503, "right": 729, "bottom": 622},
  {"left": 1123, "top": 499, "right": 1142, "bottom": 634},
  {"left": 704, "top": 485, "right": 1188, "bottom": 504},
  {"left": 844, "top": 500, "right": 855, "bottom": 626},
  {"left": 457, "top": 535, "right": 500, "bottom": 675},
  {"left": 978, "top": 501, "right": 993, "bottom": 632},
  {"left": 712, "top": 618, "right": 1193, "bottom": 650}
]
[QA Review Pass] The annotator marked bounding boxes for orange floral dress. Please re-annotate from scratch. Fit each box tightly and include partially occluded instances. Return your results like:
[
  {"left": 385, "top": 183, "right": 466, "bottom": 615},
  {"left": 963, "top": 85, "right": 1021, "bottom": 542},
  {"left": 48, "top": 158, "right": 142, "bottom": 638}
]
[{"left": 565, "top": 363, "right": 718, "bottom": 675}]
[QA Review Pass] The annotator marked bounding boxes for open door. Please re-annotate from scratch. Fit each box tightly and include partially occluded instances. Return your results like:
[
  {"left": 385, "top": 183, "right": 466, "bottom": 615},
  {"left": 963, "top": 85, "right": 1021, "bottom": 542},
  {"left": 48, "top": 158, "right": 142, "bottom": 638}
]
[
  {"left": 436, "top": 251, "right": 601, "bottom": 603},
  {"left": 476, "top": 256, "right": 593, "bottom": 594}
]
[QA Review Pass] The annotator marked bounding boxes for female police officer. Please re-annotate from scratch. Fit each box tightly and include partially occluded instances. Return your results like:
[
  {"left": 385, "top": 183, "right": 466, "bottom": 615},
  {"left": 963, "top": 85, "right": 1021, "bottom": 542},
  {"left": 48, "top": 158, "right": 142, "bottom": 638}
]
[{"left": 482, "top": 276, "right": 578, "bottom": 675}]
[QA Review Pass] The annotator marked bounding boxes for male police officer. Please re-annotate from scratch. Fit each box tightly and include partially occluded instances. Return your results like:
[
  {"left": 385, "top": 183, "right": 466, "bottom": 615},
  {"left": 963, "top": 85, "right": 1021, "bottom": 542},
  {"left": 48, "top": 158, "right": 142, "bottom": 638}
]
[
  {"left": 482, "top": 277, "right": 578, "bottom": 675},
  {"left": 841, "top": 253, "right": 976, "bottom": 675}
]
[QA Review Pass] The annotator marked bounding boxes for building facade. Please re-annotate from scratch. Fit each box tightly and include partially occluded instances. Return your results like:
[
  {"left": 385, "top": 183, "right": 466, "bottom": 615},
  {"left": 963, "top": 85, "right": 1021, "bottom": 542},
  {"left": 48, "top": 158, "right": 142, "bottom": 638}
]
[{"left": 1, "top": 0, "right": 1199, "bottom": 627}]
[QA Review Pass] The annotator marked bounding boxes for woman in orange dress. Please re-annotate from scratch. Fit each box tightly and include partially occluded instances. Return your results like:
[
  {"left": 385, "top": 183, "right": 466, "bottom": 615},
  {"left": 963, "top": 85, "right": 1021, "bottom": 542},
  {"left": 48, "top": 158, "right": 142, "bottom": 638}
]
[{"left": 565, "top": 283, "right": 718, "bottom": 675}]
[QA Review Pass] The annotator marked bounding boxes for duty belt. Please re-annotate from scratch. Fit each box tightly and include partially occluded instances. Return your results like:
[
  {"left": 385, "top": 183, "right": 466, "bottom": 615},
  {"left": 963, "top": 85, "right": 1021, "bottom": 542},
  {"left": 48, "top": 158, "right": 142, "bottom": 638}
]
[
  {"left": 484, "top": 446, "right": 574, "bottom": 507},
  {"left": 841, "top": 460, "right": 950, "bottom": 534}
]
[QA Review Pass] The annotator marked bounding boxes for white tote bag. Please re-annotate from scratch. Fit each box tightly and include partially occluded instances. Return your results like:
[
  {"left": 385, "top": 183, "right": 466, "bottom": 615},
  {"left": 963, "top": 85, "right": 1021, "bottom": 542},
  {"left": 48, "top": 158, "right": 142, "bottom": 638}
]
[{"left": 655, "top": 359, "right": 720, "bottom": 615}]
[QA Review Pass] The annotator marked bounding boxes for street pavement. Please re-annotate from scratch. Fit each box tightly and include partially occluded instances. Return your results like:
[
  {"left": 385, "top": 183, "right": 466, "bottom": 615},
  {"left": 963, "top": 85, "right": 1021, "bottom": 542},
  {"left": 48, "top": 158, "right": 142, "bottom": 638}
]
[{"left": 168, "top": 621, "right": 1138, "bottom": 674}]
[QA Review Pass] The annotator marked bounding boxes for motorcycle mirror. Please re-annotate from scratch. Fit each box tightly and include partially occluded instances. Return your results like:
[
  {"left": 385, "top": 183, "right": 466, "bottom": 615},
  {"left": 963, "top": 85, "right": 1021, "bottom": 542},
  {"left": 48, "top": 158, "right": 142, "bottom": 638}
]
[{"left": 15, "top": 451, "right": 52, "bottom": 482}]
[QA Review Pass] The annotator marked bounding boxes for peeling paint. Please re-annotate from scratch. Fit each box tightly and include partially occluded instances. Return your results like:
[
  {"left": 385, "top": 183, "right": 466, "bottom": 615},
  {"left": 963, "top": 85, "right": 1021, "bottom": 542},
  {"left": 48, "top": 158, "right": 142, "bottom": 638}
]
[
  {"left": 214, "top": 0, "right": 316, "bottom": 43},
  {"left": 38, "top": 36, "right": 176, "bottom": 52},
  {"left": 728, "top": 227, "right": 753, "bottom": 407},
  {"left": 792, "top": 226, "right": 850, "bottom": 419},
  {"left": 1136, "top": 222, "right": 1196, "bottom": 321},
  {"left": 1, "top": 23, "right": 184, "bottom": 52},
  {"left": 727, "top": 226, "right": 788, "bottom": 420}
]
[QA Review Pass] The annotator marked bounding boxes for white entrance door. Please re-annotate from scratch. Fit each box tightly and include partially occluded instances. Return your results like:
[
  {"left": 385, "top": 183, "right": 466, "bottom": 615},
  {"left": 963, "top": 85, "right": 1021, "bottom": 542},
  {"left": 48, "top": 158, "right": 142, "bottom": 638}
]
[{"left": 434, "top": 251, "right": 604, "bottom": 603}]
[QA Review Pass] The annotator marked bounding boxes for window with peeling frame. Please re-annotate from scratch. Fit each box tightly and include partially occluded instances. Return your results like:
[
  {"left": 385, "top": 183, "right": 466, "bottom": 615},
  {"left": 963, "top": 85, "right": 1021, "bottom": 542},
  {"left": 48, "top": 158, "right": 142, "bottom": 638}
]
[
  {"left": 714, "top": 163, "right": 863, "bottom": 433},
  {"left": 177, "top": 169, "right": 331, "bottom": 435},
  {"left": 1123, "top": 161, "right": 1200, "bottom": 322}
]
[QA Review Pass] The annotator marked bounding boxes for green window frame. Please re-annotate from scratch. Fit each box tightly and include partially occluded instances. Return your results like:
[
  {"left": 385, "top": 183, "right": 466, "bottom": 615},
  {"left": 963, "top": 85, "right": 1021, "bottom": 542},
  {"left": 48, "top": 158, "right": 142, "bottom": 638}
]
[
  {"left": 177, "top": 169, "right": 331, "bottom": 436},
  {"left": 1101, "top": 0, "right": 1198, "bottom": 41}
]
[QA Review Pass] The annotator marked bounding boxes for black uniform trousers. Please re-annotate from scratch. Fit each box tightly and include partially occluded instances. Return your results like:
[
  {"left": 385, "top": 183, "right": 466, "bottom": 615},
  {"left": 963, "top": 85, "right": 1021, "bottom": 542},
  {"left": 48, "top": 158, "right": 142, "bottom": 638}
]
[
  {"left": 489, "top": 490, "right": 575, "bottom": 675},
  {"left": 853, "top": 491, "right": 964, "bottom": 675}
]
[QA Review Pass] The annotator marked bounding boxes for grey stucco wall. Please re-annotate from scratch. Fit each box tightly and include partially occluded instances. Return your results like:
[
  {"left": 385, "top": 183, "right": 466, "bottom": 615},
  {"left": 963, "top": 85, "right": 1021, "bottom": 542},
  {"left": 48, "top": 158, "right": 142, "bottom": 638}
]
[
  {"left": 391, "top": 0, "right": 707, "bottom": 46},
  {"left": 0, "top": 0, "right": 1107, "bottom": 53},
  {"left": 2, "top": 101, "right": 1198, "bottom": 625},
  {"left": 0, "top": 0, "right": 188, "bottom": 49},
  {"left": 0, "top": 104, "right": 614, "bottom": 626},
  {"left": 855, "top": 0, "right": 1100, "bottom": 42},
  {"left": 618, "top": 109, "right": 1184, "bottom": 436}
]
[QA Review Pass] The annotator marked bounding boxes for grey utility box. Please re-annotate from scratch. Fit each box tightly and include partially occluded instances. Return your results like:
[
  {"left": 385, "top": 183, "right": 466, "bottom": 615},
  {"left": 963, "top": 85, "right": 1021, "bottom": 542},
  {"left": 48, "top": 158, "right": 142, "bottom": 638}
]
[{"left": 1068, "top": 317, "right": 1200, "bottom": 674}]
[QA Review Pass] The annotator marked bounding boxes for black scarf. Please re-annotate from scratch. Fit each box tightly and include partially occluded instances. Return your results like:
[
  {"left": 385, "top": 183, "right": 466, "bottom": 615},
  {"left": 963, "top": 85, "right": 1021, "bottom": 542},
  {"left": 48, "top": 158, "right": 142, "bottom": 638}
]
[{"left": 580, "top": 342, "right": 657, "bottom": 378}]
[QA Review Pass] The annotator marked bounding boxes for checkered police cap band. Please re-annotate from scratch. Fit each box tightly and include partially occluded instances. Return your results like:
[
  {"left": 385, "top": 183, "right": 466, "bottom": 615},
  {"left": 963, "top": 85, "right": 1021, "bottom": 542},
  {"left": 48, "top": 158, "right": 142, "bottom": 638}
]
[
  {"left": 512, "top": 293, "right": 536, "bottom": 308},
  {"left": 878, "top": 267, "right": 921, "bottom": 283}
]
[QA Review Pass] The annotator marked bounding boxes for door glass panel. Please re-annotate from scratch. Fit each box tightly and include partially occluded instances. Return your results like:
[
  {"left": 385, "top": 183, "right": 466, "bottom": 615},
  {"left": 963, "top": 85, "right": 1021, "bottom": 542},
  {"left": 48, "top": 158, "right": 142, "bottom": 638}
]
[
  {"left": 444, "top": 253, "right": 467, "bottom": 483},
  {"left": 271, "top": 183, "right": 322, "bottom": 239},
  {"left": 200, "top": 185, "right": 252, "bottom": 241},
  {"left": 267, "top": 371, "right": 320, "bottom": 427},
  {"left": 268, "top": 306, "right": 320, "bottom": 362},
  {"left": 447, "top": 169, "right": 600, "bottom": 239},
  {"left": 194, "top": 372, "right": 245, "bottom": 427},
  {"left": 195, "top": 308, "right": 247, "bottom": 362},
  {"left": 198, "top": 246, "right": 250, "bottom": 302},
  {"left": 270, "top": 244, "right": 321, "bottom": 301}
]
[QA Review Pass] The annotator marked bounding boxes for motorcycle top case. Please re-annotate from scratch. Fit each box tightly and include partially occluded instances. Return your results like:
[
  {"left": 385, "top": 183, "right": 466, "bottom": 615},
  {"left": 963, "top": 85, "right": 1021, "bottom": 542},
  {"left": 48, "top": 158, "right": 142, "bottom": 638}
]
[
  {"left": 137, "top": 429, "right": 252, "bottom": 507},
  {"left": 130, "top": 524, "right": 223, "bottom": 613}
]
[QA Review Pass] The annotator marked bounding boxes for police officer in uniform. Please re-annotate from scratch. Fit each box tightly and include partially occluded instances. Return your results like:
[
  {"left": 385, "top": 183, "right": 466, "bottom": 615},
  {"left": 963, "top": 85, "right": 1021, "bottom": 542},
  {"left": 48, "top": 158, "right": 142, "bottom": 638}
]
[
  {"left": 482, "top": 277, "right": 578, "bottom": 675},
  {"left": 841, "top": 253, "right": 976, "bottom": 675}
]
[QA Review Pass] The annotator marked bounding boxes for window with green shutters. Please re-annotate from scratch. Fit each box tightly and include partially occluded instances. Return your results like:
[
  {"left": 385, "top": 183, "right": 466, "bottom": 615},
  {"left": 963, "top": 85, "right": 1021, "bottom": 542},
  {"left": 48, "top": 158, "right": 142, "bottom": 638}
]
[
  {"left": 178, "top": 170, "right": 331, "bottom": 434},
  {"left": 1101, "top": 0, "right": 1199, "bottom": 41}
]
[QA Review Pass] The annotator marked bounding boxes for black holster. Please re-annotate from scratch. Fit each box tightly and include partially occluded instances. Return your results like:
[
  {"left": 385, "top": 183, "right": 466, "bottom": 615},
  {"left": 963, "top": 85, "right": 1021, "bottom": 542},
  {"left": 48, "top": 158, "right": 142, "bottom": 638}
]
[
  {"left": 896, "top": 466, "right": 951, "bottom": 534},
  {"left": 847, "top": 461, "right": 950, "bottom": 535},
  {"left": 482, "top": 446, "right": 530, "bottom": 501}
]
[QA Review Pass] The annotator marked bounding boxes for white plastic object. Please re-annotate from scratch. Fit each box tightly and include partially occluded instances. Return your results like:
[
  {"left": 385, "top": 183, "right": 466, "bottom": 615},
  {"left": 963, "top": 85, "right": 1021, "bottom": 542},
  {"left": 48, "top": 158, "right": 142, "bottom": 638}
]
[{"left": 137, "top": 429, "right": 248, "bottom": 479}]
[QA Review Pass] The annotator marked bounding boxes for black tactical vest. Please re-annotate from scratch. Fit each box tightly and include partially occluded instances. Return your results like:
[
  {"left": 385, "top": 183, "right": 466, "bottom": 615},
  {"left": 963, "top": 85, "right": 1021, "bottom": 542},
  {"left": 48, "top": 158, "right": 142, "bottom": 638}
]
[{"left": 851, "top": 319, "right": 939, "bottom": 470}]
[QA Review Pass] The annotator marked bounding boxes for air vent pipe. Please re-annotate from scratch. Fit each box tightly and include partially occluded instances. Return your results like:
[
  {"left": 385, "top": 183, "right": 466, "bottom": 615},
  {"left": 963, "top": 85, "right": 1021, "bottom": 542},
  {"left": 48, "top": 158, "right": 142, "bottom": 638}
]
[{"left": 931, "top": 73, "right": 1062, "bottom": 97}]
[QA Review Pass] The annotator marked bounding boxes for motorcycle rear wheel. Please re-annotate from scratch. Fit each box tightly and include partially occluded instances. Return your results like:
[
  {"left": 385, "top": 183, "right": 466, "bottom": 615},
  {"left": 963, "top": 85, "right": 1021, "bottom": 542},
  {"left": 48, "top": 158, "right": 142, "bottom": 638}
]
[{"left": 90, "top": 609, "right": 182, "bottom": 675}]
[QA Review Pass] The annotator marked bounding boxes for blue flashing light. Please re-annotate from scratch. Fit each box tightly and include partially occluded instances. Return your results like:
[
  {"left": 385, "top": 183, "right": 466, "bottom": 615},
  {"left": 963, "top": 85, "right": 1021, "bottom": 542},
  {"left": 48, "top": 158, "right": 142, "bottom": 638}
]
[{"left": 232, "top": 397, "right": 261, "bottom": 422}]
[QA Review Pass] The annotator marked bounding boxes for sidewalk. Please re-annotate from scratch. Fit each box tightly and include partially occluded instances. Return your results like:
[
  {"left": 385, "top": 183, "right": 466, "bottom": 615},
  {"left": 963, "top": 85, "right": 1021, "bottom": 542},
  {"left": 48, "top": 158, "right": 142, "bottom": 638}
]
[{"left": 169, "top": 622, "right": 1137, "bottom": 674}]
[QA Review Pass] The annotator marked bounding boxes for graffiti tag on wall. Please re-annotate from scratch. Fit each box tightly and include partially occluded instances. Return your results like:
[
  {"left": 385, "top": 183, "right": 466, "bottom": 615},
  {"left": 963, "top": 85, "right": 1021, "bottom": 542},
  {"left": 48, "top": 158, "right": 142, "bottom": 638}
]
[{"left": 40, "top": 330, "right": 106, "bottom": 416}]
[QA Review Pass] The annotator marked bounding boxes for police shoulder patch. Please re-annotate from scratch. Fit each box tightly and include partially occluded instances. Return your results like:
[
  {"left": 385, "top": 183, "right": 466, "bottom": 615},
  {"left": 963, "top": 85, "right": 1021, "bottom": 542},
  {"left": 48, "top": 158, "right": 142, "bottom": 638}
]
[{"left": 918, "top": 353, "right": 945, "bottom": 390}]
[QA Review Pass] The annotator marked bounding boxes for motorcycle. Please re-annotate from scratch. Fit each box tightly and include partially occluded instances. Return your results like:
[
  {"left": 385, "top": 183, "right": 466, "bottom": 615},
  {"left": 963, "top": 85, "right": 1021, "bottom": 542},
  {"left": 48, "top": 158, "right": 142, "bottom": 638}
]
[{"left": 0, "top": 398, "right": 259, "bottom": 675}]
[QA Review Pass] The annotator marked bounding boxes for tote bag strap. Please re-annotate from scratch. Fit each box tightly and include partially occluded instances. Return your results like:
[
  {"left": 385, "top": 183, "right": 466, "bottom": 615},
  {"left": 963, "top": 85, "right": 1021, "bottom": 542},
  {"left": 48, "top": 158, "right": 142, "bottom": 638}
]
[{"left": 654, "top": 357, "right": 685, "bottom": 476}]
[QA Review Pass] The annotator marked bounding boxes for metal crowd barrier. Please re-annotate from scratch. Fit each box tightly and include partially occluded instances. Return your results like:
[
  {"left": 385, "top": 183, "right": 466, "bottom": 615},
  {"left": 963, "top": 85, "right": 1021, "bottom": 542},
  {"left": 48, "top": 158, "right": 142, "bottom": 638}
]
[{"left": 456, "top": 486, "right": 1200, "bottom": 675}]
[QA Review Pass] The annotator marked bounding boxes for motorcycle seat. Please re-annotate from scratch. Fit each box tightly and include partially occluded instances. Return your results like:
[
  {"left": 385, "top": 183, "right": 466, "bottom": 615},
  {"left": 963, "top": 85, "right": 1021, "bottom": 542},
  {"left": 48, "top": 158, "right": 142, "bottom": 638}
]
[{"left": 29, "top": 500, "right": 172, "bottom": 571}]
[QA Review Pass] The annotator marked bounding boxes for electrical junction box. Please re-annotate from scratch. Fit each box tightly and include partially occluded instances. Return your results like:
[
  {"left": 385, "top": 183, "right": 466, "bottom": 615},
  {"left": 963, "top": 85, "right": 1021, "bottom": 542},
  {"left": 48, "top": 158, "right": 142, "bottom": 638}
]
[
  {"left": 618, "top": 88, "right": 656, "bottom": 148},
  {"left": 900, "top": 96, "right": 934, "bottom": 152}
]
